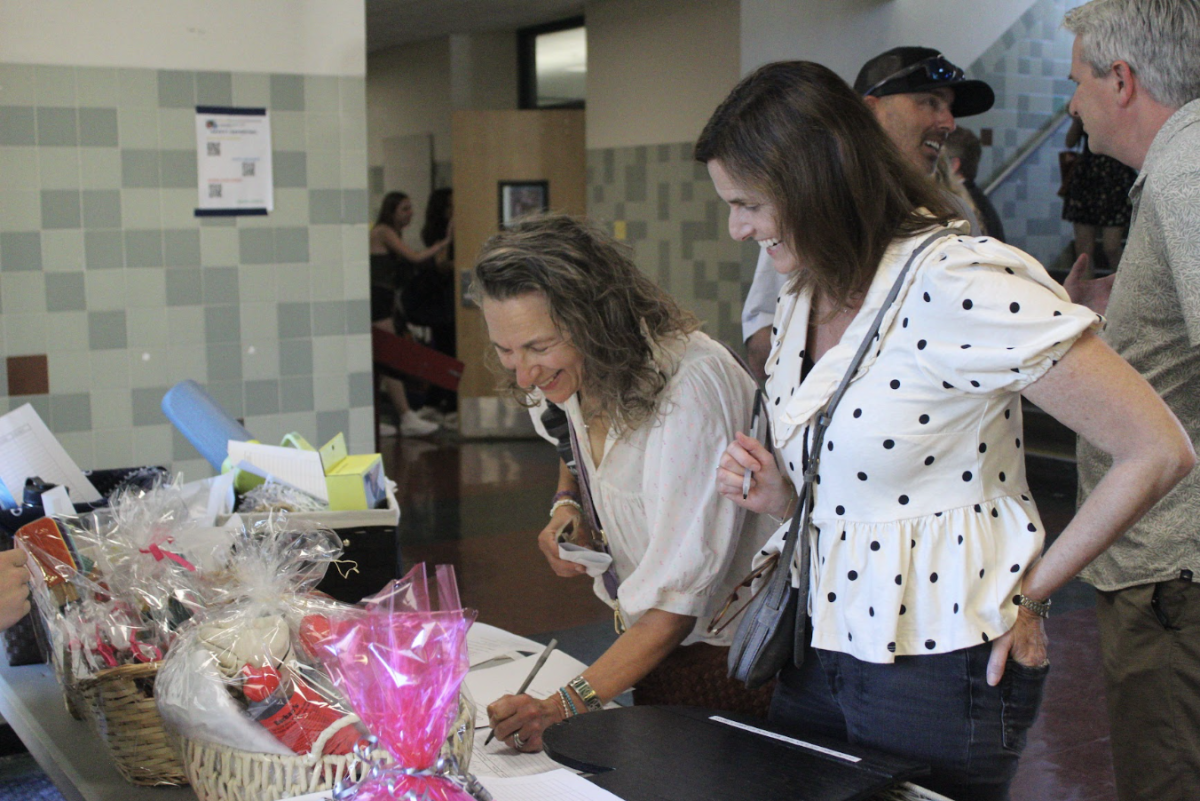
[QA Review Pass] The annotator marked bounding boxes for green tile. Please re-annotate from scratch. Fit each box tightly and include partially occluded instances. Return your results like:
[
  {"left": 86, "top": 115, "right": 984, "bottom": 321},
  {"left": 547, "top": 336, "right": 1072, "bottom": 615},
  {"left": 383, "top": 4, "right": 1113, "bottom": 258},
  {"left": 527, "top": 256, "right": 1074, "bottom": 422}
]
[
  {"left": 122, "top": 150, "right": 160, "bottom": 187},
  {"left": 85, "top": 269, "right": 127, "bottom": 309},
  {"left": 81, "top": 148, "right": 122, "bottom": 189},
  {"left": 47, "top": 351, "right": 92, "bottom": 394},
  {"left": 118, "top": 68, "right": 159, "bottom": 108},
  {"left": 344, "top": 189, "right": 368, "bottom": 224},
  {"left": 0, "top": 190, "right": 41, "bottom": 231},
  {"left": 306, "top": 114, "right": 339, "bottom": 150},
  {"left": 305, "top": 76, "right": 339, "bottom": 113},
  {"left": 164, "top": 229, "right": 201, "bottom": 266},
  {"left": 45, "top": 272, "right": 86, "bottom": 311},
  {"left": 3, "top": 274, "right": 46, "bottom": 317},
  {"left": 81, "top": 190, "right": 122, "bottom": 229},
  {"left": 117, "top": 108, "right": 159, "bottom": 148},
  {"left": 312, "top": 300, "right": 348, "bottom": 336},
  {"left": 50, "top": 393, "right": 91, "bottom": 432},
  {"left": 40, "top": 190, "right": 81, "bottom": 229},
  {"left": 1, "top": 231, "right": 42, "bottom": 271},
  {"left": 159, "top": 188, "right": 196, "bottom": 227},
  {"left": 340, "top": 78, "right": 366, "bottom": 117},
  {"left": 157, "top": 70, "right": 195, "bottom": 108},
  {"left": 124, "top": 267, "right": 166, "bottom": 308},
  {"left": 200, "top": 226, "right": 238, "bottom": 266},
  {"left": 160, "top": 150, "right": 196, "bottom": 189},
  {"left": 121, "top": 188, "right": 162, "bottom": 228},
  {"left": 204, "top": 304, "right": 240, "bottom": 342},
  {"left": 195, "top": 72, "right": 233, "bottom": 106},
  {"left": 131, "top": 386, "right": 167, "bottom": 425},
  {"left": 202, "top": 266, "right": 238, "bottom": 304},
  {"left": 238, "top": 227, "right": 274, "bottom": 264},
  {"left": 279, "top": 338, "right": 313, "bottom": 376},
  {"left": 238, "top": 264, "right": 274, "bottom": 302},
  {"left": 245, "top": 378, "right": 280, "bottom": 415},
  {"left": 84, "top": 230, "right": 124, "bottom": 269},
  {"left": 275, "top": 227, "right": 309, "bottom": 263},
  {"left": 0, "top": 106, "right": 36, "bottom": 145},
  {"left": 34, "top": 66, "right": 77, "bottom": 106},
  {"left": 231, "top": 73, "right": 269, "bottom": 107},
  {"left": 270, "top": 110, "right": 306, "bottom": 150},
  {"left": 239, "top": 301, "right": 277, "bottom": 341},
  {"left": 279, "top": 376, "right": 314, "bottom": 413},
  {"left": 271, "top": 188, "right": 307, "bottom": 227},
  {"left": 36, "top": 107, "right": 78, "bottom": 147},
  {"left": 277, "top": 301, "right": 312, "bottom": 338},
  {"left": 124, "top": 229, "right": 163, "bottom": 268},
  {"left": 78, "top": 108, "right": 118, "bottom": 147},
  {"left": 341, "top": 149, "right": 368, "bottom": 189},
  {"left": 166, "top": 268, "right": 202, "bottom": 305},
  {"left": 76, "top": 69, "right": 119, "bottom": 106},
  {"left": 206, "top": 343, "right": 242, "bottom": 381},
  {"left": 157, "top": 109, "right": 194, "bottom": 149},
  {"left": 41, "top": 230, "right": 86, "bottom": 272},
  {"left": 126, "top": 307, "right": 169, "bottom": 346},
  {"left": 308, "top": 189, "right": 342, "bottom": 224},
  {"left": 38, "top": 149, "right": 81, "bottom": 189},
  {"left": 305, "top": 148, "right": 339, "bottom": 189},
  {"left": 0, "top": 146, "right": 39, "bottom": 190},
  {"left": 0, "top": 65, "right": 36, "bottom": 105},
  {"left": 348, "top": 371, "right": 373, "bottom": 407},
  {"left": 274, "top": 151, "right": 307, "bottom": 188},
  {"left": 269, "top": 74, "right": 305, "bottom": 112},
  {"left": 88, "top": 309, "right": 127, "bottom": 349}
]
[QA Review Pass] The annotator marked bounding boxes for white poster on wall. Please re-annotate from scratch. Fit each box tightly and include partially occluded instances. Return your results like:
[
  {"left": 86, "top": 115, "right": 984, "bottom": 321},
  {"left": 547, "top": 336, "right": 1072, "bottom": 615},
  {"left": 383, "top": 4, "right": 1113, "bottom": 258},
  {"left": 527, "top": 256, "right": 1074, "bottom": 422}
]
[{"left": 194, "top": 105, "right": 273, "bottom": 215}]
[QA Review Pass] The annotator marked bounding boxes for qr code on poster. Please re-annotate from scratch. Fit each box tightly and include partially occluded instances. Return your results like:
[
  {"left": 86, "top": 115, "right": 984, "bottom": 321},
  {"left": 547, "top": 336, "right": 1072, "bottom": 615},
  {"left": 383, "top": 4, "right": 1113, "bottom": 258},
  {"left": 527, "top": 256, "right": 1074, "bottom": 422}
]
[
  {"left": 207, "top": 142, "right": 221, "bottom": 156},
  {"left": 242, "top": 161, "right": 256, "bottom": 177},
  {"left": 208, "top": 183, "right": 223, "bottom": 198}
]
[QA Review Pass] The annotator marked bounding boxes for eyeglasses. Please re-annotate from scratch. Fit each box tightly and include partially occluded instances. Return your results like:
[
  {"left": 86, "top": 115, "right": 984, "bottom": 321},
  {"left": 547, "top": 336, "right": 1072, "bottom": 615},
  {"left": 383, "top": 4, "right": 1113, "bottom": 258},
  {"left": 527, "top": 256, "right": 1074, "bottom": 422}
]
[
  {"left": 706, "top": 552, "right": 780, "bottom": 636},
  {"left": 863, "top": 55, "right": 964, "bottom": 98}
]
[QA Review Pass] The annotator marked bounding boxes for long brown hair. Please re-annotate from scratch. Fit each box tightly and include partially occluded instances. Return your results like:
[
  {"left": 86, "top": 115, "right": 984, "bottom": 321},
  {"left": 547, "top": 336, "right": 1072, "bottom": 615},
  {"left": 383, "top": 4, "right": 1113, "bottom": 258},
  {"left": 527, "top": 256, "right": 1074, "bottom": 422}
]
[{"left": 695, "top": 61, "right": 957, "bottom": 307}]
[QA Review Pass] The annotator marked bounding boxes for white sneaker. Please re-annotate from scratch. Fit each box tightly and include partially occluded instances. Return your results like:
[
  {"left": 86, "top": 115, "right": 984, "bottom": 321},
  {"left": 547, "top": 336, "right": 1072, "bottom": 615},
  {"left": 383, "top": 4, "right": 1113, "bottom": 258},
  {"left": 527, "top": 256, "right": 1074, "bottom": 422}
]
[
  {"left": 416, "top": 407, "right": 444, "bottom": 423},
  {"left": 442, "top": 412, "right": 458, "bottom": 428},
  {"left": 399, "top": 410, "right": 440, "bottom": 437},
  {"left": 378, "top": 421, "right": 399, "bottom": 437}
]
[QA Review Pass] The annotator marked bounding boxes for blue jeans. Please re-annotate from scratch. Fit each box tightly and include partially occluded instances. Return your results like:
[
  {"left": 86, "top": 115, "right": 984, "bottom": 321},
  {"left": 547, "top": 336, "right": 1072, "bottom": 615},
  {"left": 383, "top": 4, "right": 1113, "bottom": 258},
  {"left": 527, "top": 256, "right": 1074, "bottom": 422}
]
[{"left": 770, "top": 613, "right": 1048, "bottom": 801}]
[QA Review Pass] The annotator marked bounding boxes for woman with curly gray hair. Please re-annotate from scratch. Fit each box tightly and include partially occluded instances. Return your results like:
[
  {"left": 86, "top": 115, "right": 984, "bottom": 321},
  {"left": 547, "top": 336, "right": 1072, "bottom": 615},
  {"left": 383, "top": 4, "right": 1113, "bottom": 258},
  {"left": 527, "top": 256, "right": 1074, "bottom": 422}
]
[{"left": 475, "top": 214, "right": 774, "bottom": 753}]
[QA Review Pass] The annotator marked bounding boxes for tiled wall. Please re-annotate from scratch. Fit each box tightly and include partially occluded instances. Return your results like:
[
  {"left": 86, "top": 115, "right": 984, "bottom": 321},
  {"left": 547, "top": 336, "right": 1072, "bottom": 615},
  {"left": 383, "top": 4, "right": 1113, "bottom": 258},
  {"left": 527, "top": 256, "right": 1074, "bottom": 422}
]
[{"left": 0, "top": 63, "right": 374, "bottom": 480}]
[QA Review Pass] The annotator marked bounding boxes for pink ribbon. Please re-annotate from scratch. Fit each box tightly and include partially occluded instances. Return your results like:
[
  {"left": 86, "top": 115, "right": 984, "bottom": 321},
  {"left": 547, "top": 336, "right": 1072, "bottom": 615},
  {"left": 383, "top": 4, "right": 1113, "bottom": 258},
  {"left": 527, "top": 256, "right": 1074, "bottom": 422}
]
[{"left": 138, "top": 538, "right": 197, "bottom": 572}]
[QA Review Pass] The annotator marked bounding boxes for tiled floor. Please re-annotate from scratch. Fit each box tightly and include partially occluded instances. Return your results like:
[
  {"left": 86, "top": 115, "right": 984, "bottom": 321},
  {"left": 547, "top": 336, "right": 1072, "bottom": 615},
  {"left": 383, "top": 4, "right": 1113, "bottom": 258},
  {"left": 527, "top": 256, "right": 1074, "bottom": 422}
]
[{"left": 384, "top": 432, "right": 1117, "bottom": 801}]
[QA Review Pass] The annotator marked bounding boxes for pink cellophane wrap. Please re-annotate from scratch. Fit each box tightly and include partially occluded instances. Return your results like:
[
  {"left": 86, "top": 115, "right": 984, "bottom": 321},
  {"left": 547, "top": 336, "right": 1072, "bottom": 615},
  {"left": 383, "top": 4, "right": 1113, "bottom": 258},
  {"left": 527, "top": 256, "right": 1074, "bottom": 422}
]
[{"left": 317, "top": 563, "right": 478, "bottom": 801}]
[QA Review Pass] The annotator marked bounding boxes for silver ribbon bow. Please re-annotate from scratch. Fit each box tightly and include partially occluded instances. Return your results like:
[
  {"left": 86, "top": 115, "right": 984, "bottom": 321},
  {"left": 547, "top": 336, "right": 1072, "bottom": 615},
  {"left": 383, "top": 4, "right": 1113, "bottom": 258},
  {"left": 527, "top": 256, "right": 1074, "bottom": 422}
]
[{"left": 331, "top": 737, "right": 493, "bottom": 801}]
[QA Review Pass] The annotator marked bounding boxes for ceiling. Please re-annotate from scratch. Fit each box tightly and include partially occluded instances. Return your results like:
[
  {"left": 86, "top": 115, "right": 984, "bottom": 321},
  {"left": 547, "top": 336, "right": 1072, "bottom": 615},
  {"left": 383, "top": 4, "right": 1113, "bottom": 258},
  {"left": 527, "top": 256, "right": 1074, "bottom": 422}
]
[{"left": 366, "top": 0, "right": 586, "bottom": 52}]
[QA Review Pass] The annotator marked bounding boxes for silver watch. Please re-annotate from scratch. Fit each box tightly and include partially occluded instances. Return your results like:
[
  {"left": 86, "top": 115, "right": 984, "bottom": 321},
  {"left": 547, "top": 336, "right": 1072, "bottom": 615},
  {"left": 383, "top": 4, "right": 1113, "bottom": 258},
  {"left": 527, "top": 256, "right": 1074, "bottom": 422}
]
[{"left": 1013, "top": 594, "right": 1051, "bottom": 618}]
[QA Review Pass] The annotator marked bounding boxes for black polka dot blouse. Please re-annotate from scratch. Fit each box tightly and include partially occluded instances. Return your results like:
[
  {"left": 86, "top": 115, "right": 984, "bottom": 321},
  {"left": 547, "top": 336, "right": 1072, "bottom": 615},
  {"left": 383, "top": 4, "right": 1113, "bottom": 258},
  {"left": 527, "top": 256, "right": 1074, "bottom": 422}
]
[{"left": 761, "top": 231, "right": 1102, "bottom": 663}]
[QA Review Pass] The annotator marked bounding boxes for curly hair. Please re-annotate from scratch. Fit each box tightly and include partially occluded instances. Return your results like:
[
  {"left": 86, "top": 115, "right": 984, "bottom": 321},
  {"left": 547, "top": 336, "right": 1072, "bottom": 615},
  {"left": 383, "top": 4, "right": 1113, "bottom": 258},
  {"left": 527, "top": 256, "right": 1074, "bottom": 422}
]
[{"left": 470, "top": 214, "right": 699, "bottom": 433}]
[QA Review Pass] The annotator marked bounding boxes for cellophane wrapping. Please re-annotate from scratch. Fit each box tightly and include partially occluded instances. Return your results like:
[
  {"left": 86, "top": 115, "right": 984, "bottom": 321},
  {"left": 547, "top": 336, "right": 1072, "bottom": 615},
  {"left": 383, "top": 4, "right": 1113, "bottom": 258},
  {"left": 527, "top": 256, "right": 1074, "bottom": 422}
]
[{"left": 313, "top": 563, "right": 483, "bottom": 801}]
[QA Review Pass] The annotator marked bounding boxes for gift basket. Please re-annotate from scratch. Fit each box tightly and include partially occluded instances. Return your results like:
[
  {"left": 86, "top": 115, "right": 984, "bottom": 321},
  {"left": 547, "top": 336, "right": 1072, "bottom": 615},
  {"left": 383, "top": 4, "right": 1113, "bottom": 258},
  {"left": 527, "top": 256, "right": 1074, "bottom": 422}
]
[{"left": 16, "top": 477, "right": 228, "bottom": 785}]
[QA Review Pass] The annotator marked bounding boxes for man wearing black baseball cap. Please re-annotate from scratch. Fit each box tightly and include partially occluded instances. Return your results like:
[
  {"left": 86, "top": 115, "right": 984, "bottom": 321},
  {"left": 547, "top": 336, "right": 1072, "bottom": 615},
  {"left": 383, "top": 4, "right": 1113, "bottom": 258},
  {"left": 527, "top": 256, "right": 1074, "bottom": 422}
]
[{"left": 856, "top": 46, "right": 995, "bottom": 174}]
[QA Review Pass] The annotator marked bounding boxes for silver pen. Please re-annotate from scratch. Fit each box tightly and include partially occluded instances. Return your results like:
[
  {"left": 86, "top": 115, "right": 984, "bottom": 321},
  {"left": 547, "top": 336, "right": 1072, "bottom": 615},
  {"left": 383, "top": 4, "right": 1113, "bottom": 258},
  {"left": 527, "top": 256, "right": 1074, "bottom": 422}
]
[{"left": 743, "top": 388, "right": 763, "bottom": 499}]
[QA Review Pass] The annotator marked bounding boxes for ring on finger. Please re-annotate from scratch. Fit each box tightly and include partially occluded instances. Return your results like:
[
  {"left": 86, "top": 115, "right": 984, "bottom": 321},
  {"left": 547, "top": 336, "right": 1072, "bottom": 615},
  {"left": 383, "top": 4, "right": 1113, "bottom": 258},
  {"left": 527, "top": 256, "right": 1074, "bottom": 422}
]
[{"left": 512, "top": 732, "right": 526, "bottom": 750}]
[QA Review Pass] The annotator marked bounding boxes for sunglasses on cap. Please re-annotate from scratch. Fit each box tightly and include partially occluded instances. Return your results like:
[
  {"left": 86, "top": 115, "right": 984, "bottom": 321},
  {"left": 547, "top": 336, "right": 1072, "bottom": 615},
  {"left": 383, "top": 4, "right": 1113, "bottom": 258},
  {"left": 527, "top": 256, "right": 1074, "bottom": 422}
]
[{"left": 863, "top": 54, "right": 965, "bottom": 98}]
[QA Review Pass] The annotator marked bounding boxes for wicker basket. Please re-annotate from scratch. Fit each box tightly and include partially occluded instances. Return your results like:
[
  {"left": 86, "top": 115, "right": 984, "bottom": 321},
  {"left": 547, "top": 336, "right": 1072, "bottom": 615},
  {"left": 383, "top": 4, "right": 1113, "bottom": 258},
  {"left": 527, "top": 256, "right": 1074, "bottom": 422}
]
[{"left": 73, "top": 662, "right": 189, "bottom": 786}]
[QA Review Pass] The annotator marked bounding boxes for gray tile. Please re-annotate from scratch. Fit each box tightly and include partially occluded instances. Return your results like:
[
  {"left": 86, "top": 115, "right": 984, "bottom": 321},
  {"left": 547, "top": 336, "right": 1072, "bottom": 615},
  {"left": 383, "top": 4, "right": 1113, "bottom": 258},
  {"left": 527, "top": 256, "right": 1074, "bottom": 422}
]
[
  {"left": 316, "top": 409, "right": 350, "bottom": 446},
  {"left": 88, "top": 309, "right": 127, "bottom": 349},
  {"left": 275, "top": 227, "right": 309, "bottom": 263},
  {"left": 0, "top": 106, "right": 36, "bottom": 145},
  {"left": 204, "top": 304, "right": 240, "bottom": 343},
  {"left": 203, "top": 380, "right": 244, "bottom": 418},
  {"left": 348, "top": 371, "right": 374, "bottom": 407},
  {"left": 279, "top": 376, "right": 315, "bottom": 413},
  {"left": 245, "top": 378, "right": 280, "bottom": 415},
  {"left": 82, "top": 190, "right": 122, "bottom": 229},
  {"left": 1, "top": 231, "right": 43, "bottom": 271},
  {"left": 343, "top": 189, "right": 368, "bottom": 224},
  {"left": 41, "top": 190, "right": 82, "bottom": 229},
  {"left": 656, "top": 182, "right": 670, "bottom": 222},
  {"left": 270, "top": 74, "right": 305, "bottom": 112},
  {"left": 206, "top": 343, "right": 242, "bottom": 381},
  {"left": 166, "top": 269, "right": 202, "bottom": 305},
  {"left": 274, "top": 151, "right": 307, "bottom": 188},
  {"left": 277, "top": 301, "right": 312, "bottom": 338},
  {"left": 202, "top": 266, "right": 239, "bottom": 304},
  {"left": 78, "top": 107, "right": 118, "bottom": 147},
  {"left": 238, "top": 228, "right": 274, "bottom": 265},
  {"left": 279, "top": 338, "right": 313, "bottom": 376},
  {"left": 368, "top": 165, "right": 384, "bottom": 195},
  {"left": 131, "top": 386, "right": 167, "bottom": 426},
  {"left": 124, "top": 229, "right": 164, "bottom": 268},
  {"left": 312, "top": 300, "right": 348, "bottom": 336},
  {"left": 195, "top": 72, "right": 233, "bottom": 106},
  {"left": 164, "top": 228, "right": 201, "bottom": 266},
  {"left": 157, "top": 70, "right": 195, "bottom": 108},
  {"left": 122, "top": 150, "right": 161, "bottom": 187},
  {"left": 36, "top": 107, "right": 78, "bottom": 147},
  {"left": 51, "top": 393, "right": 92, "bottom": 432},
  {"left": 346, "top": 299, "right": 370, "bottom": 334},
  {"left": 46, "top": 272, "right": 86, "bottom": 311},
  {"left": 308, "top": 189, "right": 342, "bottom": 224},
  {"left": 172, "top": 428, "right": 204, "bottom": 462},
  {"left": 84, "top": 230, "right": 124, "bottom": 269},
  {"left": 160, "top": 150, "right": 197, "bottom": 189}
]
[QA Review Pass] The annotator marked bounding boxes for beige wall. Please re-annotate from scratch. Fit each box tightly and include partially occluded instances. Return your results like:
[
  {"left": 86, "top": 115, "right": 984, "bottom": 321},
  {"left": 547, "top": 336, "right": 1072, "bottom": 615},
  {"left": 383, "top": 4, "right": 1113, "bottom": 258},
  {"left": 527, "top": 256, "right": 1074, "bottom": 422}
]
[
  {"left": 0, "top": 0, "right": 364, "bottom": 76},
  {"left": 366, "top": 39, "right": 453, "bottom": 167},
  {"left": 450, "top": 31, "right": 519, "bottom": 111},
  {"left": 586, "top": 0, "right": 740, "bottom": 149}
]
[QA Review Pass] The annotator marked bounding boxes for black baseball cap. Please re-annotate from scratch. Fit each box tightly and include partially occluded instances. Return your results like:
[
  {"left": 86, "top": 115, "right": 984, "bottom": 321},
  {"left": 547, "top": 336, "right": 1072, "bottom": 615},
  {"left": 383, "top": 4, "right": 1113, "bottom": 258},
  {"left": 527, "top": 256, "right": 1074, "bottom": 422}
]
[{"left": 854, "top": 46, "right": 995, "bottom": 118}]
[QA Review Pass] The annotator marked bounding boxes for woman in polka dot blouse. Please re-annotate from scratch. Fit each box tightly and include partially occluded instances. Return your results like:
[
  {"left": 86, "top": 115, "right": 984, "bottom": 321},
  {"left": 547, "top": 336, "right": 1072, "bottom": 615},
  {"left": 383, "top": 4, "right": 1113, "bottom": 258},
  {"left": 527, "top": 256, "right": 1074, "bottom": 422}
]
[{"left": 698, "top": 62, "right": 1194, "bottom": 800}]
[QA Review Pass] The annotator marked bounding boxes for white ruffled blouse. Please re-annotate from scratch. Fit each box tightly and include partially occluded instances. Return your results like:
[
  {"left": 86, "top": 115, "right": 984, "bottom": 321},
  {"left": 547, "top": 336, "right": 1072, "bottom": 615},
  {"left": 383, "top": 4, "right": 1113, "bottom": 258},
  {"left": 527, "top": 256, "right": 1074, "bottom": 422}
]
[{"left": 762, "top": 228, "right": 1101, "bottom": 663}]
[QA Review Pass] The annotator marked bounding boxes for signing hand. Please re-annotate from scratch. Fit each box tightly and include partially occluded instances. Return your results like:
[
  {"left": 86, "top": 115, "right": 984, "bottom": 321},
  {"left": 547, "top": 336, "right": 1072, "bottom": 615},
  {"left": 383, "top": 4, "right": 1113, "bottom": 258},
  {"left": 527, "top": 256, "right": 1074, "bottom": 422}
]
[
  {"left": 0, "top": 549, "right": 32, "bottom": 632},
  {"left": 717, "top": 432, "right": 793, "bottom": 518},
  {"left": 486, "top": 693, "right": 563, "bottom": 752},
  {"left": 537, "top": 505, "right": 588, "bottom": 577},
  {"left": 985, "top": 607, "right": 1049, "bottom": 686},
  {"left": 1063, "top": 253, "right": 1114, "bottom": 314}
]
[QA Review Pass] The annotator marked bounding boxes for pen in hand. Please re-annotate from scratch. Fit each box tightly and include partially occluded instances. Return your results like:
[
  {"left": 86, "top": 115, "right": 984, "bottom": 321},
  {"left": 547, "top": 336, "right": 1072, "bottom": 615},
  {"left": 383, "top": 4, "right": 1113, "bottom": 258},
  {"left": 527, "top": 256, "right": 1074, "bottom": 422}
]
[
  {"left": 743, "top": 389, "right": 763, "bottom": 500},
  {"left": 484, "top": 637, "right": 559, "bottom": 746}
]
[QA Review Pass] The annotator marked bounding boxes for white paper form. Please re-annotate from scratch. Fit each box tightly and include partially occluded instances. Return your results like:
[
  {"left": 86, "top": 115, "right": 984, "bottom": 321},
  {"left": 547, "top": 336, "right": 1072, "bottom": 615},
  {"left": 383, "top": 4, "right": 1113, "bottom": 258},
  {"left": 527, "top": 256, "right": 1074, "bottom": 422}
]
[
  {"left": 226, "top": 440, "right": 328, "bottom": 502},
  {"left": 0, "top": 404, "right": 100, "bottom": 506},
  {"left": 464, "top": 650, "right": 589, "bottom": 727},
  {"left": 482, "top": 769, "right": 626, "bottom": 801},
  {"left": 470, "top": 732, "right": 575, "bottom": 778},
  {"left": 467, "top": 622, "right": 545, "bottom": 667}
]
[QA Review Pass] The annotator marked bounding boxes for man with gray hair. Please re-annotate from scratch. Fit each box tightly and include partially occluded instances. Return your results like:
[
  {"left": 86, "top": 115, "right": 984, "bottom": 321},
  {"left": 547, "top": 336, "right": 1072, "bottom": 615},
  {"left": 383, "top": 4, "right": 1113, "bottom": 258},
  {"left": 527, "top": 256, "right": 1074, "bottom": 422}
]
[{"left": 1062, "top": 1, "right": 1200, "bottom": 798}]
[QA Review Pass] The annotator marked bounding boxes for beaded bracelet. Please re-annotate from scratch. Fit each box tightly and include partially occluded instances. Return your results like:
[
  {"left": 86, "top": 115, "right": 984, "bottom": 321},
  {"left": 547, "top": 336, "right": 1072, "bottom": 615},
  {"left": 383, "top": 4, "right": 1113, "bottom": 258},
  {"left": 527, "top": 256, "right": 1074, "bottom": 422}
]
[
  {"left": 567, "top": 675, "right": 603, "bottom": 712},
  {"left": 557, "top": 687, "right": 578, "bottom": 719},
  {"left": 549, "top": 498, "right": 583, "bottom": 518},
  {"left": 552, "top": 489, "right": 580, "bottom": 503}
]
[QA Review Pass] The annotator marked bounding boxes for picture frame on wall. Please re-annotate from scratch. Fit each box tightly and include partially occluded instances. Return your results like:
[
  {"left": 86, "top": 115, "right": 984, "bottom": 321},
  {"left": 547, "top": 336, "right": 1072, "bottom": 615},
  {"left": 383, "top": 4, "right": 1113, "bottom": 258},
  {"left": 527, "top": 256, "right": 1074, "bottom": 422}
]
[{"left": 498, "top": 181, "right": 549, "bottom": 228}]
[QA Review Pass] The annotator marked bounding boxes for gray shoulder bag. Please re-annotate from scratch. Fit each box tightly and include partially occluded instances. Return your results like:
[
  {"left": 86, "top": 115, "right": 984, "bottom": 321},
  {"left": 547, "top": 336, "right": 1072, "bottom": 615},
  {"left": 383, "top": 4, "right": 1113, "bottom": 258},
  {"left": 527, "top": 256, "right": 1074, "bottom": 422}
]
[{"left": 726, "top": 228, "right": 956, "bottom": 689}]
